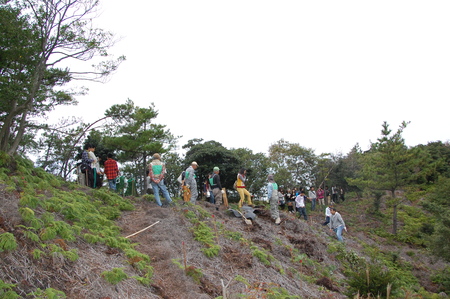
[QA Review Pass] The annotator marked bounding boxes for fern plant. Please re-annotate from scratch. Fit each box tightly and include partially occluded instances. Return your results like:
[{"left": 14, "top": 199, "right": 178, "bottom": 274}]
[
  {"left": 0, "top": 233, "right": 17, "bottom": 252},
  {"left": 101, "top": 268, "right": 128, "bottom": 285},
  {"left": 0, "top": 279, "right": 19, "bottom": 299},
  {"left": 26, "top": 287, "right": 66, "bottom": 298}
]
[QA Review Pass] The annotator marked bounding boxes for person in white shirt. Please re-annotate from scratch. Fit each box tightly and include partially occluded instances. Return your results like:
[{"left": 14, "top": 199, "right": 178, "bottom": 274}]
[
  {"left": 295, "top": 191, "right": 308, "bottom": 220},
  {"left": 322, "top": 203, "right": 333, "bottom": 226}
]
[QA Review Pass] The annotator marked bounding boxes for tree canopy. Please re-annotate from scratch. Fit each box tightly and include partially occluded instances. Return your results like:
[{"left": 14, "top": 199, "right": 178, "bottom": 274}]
[{"left": 0, "top": 0, "right": 124, "bottom": 155}]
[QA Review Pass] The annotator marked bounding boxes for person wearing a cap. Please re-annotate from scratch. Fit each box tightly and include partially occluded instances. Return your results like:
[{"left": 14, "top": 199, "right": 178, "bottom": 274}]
[
  {"left": 209, "top": 166, "right": 224, "bottom": 210},
  {"left": 148, "top": 153, "right": 173, "bottom": 207},
  {"left": 184, "top": 161, "right": 199, "bottom": 204},
  {"left": 267, "top": 174, "right": 281, "bottom": 224},
  {"left": 329, "top": 207, "right": 347, "bottom": 242}
]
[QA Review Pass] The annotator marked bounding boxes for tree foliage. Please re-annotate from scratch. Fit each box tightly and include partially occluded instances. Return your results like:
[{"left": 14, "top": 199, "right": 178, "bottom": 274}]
[
  {"left": 268, "top": 139, "right": 317, "bottom": 189},
  {"left": 423, "top": 177, "right": 450, "bottom": 262},
  {"left": 0, "top": 0, "right": 124, "bottom": 155},
  {"left": 347, "top": 121, "right": 428, "bottom": 234},
  {"left": 103, "top": 99, "right": 177, "bottom": 193},
  {"left": 183, "top": 140, "right": 240, "bottom": 191},
  {"left": 36, "top": 117, "right": 86, "bottom": 180}
]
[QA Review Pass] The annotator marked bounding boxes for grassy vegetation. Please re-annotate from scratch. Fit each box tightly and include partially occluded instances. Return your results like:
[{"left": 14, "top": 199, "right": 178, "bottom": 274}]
[
  {"left": 0, "top": 154, "right": 155, "bottom": 295},
  {"left": 0, "top": 154, "right": 448, "bottom": 297}
]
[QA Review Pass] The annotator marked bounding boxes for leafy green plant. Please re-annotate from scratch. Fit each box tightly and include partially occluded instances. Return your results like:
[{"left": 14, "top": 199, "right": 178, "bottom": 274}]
[
  {"left": 83, "top": 233, "right": 102, "bottom": 244},
  {"left": 201, "top": 244, "right": 220, "bottom": 258},
  {"left": 101, "top": 268, "right": 128, "bottom": 285},
  {"left": 19, "top": 207, "right": 35, "bottom": 222},
  {"left": 250, "top": 245, "right": 273, "bottom": 266},
  {"left": 19, "top": 194, "right": 40, "bottom": 208},
  {"left": 32, "top": 249, "right": 45, "bottom": 260},
  {"left": 185, "top": 265, "right": 203, "bottom": 283},
  {"left": 431, "top": 266, "right": 450, "bottom": 295},
  {"left": 62, "top": 249, "right": 79, "bottom": 262},
  {"left": 328, "top": 242, "right": 365, "bottom": 272},
  {"left": 223, "top": 230, "right": 243, "bottom": 241},
  {"left": 172, "top": 259, "right": 204, "bottom": 283},
  {"left": 0, "top": 279, "right": 19, "bottom": 299},
  {"left": 0, "top": 232, "right": 17, "bottom": 252},
  {"left": 187, "top": 216, "right": 221, "bottom": 257},
  {"left": 26, "top": 287, "right": 66, "bottom": 298},
  {"left": 17, "top": 225, "right": 40, "bottom": 242}
]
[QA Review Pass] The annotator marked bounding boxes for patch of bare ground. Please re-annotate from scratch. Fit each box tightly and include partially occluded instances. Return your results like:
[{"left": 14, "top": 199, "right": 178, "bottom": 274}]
[{"left": 116, "top": 198, "right": 348, "bottom": 298}]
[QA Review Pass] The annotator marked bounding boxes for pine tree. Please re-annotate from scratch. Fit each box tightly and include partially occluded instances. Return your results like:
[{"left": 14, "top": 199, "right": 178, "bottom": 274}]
[{"left": 349, "top": 121, "right": 420, "bottom": 234}]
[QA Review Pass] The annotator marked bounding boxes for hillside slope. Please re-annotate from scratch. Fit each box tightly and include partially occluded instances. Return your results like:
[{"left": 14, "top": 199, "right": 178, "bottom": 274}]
[{"left": 0, "top": 158, "right": 448, "bottom": 298}]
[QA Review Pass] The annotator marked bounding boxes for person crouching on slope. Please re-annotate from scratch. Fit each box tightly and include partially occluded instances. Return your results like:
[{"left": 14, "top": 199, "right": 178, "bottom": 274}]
[{"left": 329, "top": 207, "right": 347, "bottom": 242}]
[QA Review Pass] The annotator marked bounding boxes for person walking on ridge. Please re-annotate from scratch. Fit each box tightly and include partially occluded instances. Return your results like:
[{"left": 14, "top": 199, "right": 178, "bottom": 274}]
[
  {"left": 104, "top": 153, "right": 119, "bottom": 191},
  {"left": 308, "top": 186, "right": 317, "bottom": 211},
  {"left": 267, "top": 175, "right": 281, "bottom": 224},
  {"left": 210, "top": 166, "right": 224, "bottom": 210},
  {"left": 185, "top": 161, "right": 199, "bottom": 204},
  {"left": 148, "top": 153, "right": 173, "bottom": 207}
]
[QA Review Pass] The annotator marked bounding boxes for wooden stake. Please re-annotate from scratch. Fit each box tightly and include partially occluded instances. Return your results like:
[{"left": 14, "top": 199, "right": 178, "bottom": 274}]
[
  {"left": 183, "top": 241, "right": 187, "bottom": 272},
  {"left": 222, "top": 188, "right": 229, "bottom": 208},
  {"left": 124, "top": 220, "right": 160, "bottom": 238}
]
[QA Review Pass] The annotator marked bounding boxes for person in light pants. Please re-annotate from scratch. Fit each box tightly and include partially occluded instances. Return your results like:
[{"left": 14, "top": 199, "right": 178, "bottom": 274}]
[
  {"left": 267, "top": 174, "right": 281, "bottom": 224},
  {"left": 329, "top": 208, "right": 347, "bottom": 242}
]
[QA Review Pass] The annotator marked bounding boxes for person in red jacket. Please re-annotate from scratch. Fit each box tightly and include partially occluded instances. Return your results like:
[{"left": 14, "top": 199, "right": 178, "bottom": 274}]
[{"left": 103, "top": 153, "right": 119, "bottom": 191}]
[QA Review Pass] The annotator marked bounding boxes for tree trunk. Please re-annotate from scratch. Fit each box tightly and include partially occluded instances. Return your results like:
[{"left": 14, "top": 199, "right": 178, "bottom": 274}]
[
  {"left": 392, "top": 203, "right": 398, "bottom": 235},
  {"left": 7, "top": 107, "right": 30, "bottom": 155},
  {"left": 143, "top": 155, "right": 148, "bottom": 194}
]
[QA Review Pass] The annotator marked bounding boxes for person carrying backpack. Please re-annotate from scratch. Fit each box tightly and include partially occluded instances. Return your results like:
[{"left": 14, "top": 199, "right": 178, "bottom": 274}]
[{"left": 148, "top": 153, "right": 173, "bottom": 207}]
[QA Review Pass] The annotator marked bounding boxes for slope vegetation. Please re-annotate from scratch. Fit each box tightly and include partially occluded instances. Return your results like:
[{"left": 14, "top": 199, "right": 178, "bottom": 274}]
[{"left": 0, "top": 155, "right": 447, "bottom": 298}]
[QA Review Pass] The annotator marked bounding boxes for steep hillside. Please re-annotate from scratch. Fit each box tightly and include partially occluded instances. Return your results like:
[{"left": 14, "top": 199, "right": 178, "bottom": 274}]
[{"left": 0, "top": 157, "right": 448, "bottom": 298}]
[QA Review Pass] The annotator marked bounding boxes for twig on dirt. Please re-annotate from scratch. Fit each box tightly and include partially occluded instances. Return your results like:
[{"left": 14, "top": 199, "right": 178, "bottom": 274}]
[
  {"left": 124, "top": 221, "right": 160, "bottom": 238},
  {"left": 221, "top": 277, "right": 234, "bottom": 299},
  {"left": 182, "top": 241, "right": 187, "bottom": 272}
]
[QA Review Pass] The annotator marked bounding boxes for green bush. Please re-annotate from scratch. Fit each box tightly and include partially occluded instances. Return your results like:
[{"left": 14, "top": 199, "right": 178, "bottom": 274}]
[
  {"left": 431, "top": 266, "right": 450, "bottom": 294},
  {"left": 346, "top": 262, "right": 400, "bottom": 298}
]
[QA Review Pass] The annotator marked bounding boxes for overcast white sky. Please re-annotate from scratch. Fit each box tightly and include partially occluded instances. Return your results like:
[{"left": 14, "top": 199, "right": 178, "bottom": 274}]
[{"left": 53, "top": 0, "right": 450, "bottom": 156}]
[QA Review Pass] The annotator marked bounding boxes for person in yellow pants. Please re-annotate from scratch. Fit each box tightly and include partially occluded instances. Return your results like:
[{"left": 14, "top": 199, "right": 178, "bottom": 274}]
[{"left": 236, "top": 168, "right": 252, "bottom": 208}]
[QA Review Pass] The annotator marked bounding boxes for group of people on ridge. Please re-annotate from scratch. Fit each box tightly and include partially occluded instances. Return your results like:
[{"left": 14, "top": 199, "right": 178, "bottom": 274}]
[
  {"left": 148, "top": 154, "right": 347, "bottom": 242},
  {"left": 80, "top": 144, "right": 119, "bottom": 191},
  {"left": 81, "top": 150, "right": 347, "bottom": 242}
]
